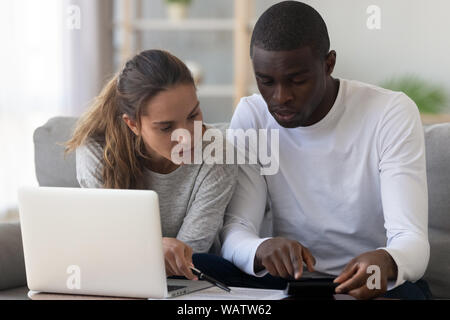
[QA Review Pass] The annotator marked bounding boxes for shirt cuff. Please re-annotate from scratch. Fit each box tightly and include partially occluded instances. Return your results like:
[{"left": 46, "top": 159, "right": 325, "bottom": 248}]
[
  {"left": 244, "top": 237, "right": 272, "bottom": 277},
  {"left": 377, "top": 247, "right": 405, "bottom": 290}
]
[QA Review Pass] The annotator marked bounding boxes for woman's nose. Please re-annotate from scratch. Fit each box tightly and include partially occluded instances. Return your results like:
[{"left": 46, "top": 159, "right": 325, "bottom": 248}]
[{"left": 177, "top": 133, "right": 189, "bottom": 145}]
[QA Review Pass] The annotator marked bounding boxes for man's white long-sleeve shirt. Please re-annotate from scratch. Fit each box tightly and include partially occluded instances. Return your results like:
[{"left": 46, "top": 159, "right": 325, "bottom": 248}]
[{"left": 220, "top": 79, "right": 429, "bottom": 289}]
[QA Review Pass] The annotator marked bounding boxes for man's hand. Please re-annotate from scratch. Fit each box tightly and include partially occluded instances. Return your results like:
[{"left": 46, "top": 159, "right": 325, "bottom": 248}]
[
  {"left": 334, "top": 249, "right": 398, "bottom": 300},
  {"left": 254, "top": 237, "right": 316, "bottom": 279},
  {"left": 162, "top": 237, "right": 197, "bottom": 280}
]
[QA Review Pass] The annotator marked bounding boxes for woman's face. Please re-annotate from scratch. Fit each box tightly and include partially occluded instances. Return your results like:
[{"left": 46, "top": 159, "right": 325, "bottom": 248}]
[{"left": 125, "top": 84, "right": 203, "bottom": 165}]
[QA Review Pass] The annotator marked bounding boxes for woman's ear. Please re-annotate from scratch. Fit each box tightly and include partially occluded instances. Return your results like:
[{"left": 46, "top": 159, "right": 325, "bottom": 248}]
[{"left": 122, "top": 114, "right": 139, "bottom": 136}]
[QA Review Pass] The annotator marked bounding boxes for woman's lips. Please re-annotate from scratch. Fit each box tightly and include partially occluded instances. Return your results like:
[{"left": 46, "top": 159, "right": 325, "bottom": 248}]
[{"left": 178, "top": 147, "right": 193, "bottom": 157}]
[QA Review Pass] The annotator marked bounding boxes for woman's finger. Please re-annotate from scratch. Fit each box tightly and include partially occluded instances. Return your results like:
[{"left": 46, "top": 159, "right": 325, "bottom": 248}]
[
  {"left": 174, "top": 248, "right": 197, "bottom": 280},
  {"left": 164, "top": 253, "right": 178, "bottom": 277},
  {"left": 165, "top": 263, "right": 175, "bottom": 277},
  {"left": 184, "top": 244, "right": 194, "bottom": 267}
]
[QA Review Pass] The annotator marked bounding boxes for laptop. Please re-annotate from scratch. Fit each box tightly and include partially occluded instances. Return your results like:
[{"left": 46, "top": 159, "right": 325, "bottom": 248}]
[{"left": 18, "top": 186, "right": 213, "bottom": 299}]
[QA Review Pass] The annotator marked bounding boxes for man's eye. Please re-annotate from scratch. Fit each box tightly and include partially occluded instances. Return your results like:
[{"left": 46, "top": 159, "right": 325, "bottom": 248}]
[
  {"left": 259, "top": 79, "right": 274, "bottom": 86},
  {"left": 292, "top": 79, "right": 307, "bottom": 85}
]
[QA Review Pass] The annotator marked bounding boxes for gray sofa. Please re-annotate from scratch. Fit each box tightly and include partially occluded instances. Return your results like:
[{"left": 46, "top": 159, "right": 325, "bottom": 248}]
[{"left": 0, "top": 116, "right": 449, "bottom": 299}]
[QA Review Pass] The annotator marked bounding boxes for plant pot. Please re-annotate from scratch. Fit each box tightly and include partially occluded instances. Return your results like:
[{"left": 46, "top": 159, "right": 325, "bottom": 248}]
[{"left": 167, "top": 3, "right": 189, "bottom": 21}]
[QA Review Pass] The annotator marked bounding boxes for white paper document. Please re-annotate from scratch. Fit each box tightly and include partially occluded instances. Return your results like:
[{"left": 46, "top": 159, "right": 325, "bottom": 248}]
[
  {"left": 166, "top": 286, "right": 288, "bottom": 300},
  {"left": 29, "top": 287, "right": 289, "bottom": 300}
]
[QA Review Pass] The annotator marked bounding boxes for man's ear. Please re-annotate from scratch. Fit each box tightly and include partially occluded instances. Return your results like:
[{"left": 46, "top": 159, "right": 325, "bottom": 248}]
[
  {"left": 122, "top": 114, "right": 139, "bottom": 136},
  {"left": 324, "top": 50, "right": 337, "bottom": 76}
]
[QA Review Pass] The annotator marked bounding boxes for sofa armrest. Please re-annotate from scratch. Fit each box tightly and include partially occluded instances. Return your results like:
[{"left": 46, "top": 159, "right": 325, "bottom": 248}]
[{"left": 0, "top": 223, "right": 27, "bottom": 290}]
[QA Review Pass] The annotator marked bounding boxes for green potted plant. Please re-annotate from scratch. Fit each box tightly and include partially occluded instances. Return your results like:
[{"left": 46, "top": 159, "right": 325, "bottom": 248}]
[
  {"left": 380, "top": 75, "right": 448, "bottom": 114},
  {"left": 165, "top": 0, "right": 193, "bottom": 21}
]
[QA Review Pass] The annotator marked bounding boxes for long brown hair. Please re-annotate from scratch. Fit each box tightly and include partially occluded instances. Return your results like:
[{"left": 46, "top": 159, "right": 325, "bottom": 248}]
[{"left": 65, "top": 50, "right": 194, "bottom": 189}]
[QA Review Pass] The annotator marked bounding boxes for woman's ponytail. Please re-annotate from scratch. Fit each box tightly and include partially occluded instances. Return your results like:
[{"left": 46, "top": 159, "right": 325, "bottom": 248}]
[
  {"left": 65, "top": 74, "right": 120, "bottom": 153},
  {"left": 65, "top": 74, "right": 145, "bottom": 189}
]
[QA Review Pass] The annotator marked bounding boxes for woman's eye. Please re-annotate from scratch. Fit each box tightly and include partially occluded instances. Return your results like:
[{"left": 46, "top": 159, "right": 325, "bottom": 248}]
[
  {"left": 160, "top": 126, "right": 172, "bottom": 132},
  {"left": 188, "top": 113, "right": 199, "bottom": 120}
]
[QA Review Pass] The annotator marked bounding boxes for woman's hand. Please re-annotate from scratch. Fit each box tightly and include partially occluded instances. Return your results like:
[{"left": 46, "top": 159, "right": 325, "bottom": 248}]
[{"left": 162, "top": 237, "right": 197, "bottom": 280}]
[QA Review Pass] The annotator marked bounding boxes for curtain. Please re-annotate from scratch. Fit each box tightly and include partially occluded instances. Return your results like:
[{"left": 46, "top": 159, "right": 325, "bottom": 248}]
[
  {"left": 0, "top": 0, "right": 113, "bottom": 220},
  {"left": 62, "top": 0, "right": 114, "bottom": 116}
]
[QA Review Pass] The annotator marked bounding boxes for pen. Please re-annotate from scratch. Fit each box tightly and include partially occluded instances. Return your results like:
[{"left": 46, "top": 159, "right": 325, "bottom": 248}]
[{"left": 191, "top": 267, "right": 231, "bottom": 293}]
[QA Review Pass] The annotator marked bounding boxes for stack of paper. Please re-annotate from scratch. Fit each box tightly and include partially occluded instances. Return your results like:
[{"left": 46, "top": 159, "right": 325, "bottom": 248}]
[{"left": 167, "top": 286, "right": 288, "bottom": 300}]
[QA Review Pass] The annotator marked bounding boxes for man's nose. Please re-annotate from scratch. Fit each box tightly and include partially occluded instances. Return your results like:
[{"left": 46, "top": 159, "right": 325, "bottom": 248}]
[{"left": 273, "top": 84, "right": 293, "bottom": 105}]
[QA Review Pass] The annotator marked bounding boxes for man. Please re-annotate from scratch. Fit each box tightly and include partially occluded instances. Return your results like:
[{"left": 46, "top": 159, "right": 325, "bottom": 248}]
[{"left": 220, "top": 1, "right": 431, "bottom": 300}]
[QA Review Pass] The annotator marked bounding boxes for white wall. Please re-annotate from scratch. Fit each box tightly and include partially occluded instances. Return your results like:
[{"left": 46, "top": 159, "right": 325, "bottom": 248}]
[
  {"left": 118, "top": 0, "right": 450, "bottom": 122},
  {"left": 258, "top": 0, "right": 450, "bottom": 97}
]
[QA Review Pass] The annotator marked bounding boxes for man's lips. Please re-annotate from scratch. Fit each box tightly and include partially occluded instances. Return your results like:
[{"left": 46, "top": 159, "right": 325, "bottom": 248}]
[{"left": 272, "top": 108, "right": 297, "bottom": 122}]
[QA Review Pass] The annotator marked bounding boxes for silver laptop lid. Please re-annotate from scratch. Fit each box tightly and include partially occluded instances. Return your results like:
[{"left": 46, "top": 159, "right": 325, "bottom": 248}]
[{"left": 18, "top": 186, "right": 168, "bottom": 298}]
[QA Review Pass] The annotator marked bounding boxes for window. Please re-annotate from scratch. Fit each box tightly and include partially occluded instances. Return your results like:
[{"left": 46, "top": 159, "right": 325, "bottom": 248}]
[{"left": 0, "top": 0, "right": 65, "bottom": 220}]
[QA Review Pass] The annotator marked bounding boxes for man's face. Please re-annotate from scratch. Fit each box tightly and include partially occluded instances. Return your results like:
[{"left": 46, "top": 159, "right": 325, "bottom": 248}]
[{"left": 252, "top": 46, "right": 331, "bottom": 128}]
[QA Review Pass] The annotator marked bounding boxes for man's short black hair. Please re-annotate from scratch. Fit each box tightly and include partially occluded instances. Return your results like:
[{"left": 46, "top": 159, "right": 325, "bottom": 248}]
[{"left": 250, "top": 1, "right": 330, "bottom": 59}]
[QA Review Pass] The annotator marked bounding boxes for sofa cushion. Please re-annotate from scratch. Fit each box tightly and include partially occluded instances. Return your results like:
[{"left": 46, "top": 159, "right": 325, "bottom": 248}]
[
  {"left": 0, "top": 223, "right": 27, "bottom": 291},
  {"left": 33, "top": 117, "right": 80, "bottom": 187},
  {"left": 423, "top": 123, "right": 450, "bottom": 299},
  {"left": 0, "top": 286, "right": 29, "bottom": 300}
]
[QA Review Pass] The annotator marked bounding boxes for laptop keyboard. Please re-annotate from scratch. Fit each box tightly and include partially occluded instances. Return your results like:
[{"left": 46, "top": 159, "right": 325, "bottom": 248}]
[{"left": 168, "top": 285, "right": 187, "bottom": 292}]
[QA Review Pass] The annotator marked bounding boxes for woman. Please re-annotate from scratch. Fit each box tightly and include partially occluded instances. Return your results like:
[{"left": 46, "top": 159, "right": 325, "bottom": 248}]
[{"left": 65, "top": 49, "right": 237, "bottom": 281}]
